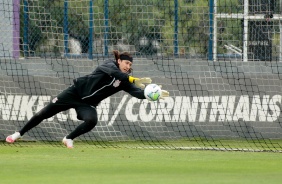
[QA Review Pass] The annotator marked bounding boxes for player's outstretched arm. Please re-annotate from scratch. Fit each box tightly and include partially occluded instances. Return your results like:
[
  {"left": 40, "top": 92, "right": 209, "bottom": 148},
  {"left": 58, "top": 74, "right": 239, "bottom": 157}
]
[{"left": 128, "top": 76, "right": 152, "bottom": 89}]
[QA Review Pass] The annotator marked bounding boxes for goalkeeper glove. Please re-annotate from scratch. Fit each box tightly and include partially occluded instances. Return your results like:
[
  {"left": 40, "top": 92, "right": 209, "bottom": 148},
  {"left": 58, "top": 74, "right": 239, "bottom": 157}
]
[
  {"left": 128, "top": 76, "right": 152, "bottom": 89},
  {"left": 160, "top": 90, "right": 170, "bottom": 99},
  {"left": 158, "top": 85, "right": 170, "bottom": 99}
]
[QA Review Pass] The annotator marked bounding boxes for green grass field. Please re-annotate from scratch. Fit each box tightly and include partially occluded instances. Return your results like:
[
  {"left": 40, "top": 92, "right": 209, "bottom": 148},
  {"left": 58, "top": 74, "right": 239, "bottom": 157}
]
[{"left": 1, "top": 144, "right": 282, "bottom": 184}]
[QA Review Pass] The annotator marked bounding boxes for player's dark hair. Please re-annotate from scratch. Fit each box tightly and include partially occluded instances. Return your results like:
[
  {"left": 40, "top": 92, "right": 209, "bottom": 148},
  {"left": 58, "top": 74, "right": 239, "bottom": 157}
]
[
  {"left": 113, "top": 50, "right": 133, "bottom": 74},
  {"left": 113, "top": 50, "right": 133, "bottom": 62}
]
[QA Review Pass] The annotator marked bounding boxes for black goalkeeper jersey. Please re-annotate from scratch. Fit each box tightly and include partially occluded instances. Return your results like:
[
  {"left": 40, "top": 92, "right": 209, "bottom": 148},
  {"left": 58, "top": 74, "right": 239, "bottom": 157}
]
[{"left": 72, "top": 60, "right": 145, "bottom": 106}]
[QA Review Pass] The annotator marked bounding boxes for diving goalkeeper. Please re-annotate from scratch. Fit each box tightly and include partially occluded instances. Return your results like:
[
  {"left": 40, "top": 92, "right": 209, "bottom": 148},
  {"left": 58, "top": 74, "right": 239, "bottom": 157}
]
[{"left": 6, "top": 50, "right": 169, "bottom": 148}]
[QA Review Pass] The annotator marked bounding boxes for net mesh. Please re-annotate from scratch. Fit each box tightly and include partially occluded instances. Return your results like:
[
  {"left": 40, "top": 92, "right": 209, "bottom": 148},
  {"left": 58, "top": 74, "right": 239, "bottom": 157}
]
[{"left": 0, "top": 0, "right": 282, "bottom": 152}]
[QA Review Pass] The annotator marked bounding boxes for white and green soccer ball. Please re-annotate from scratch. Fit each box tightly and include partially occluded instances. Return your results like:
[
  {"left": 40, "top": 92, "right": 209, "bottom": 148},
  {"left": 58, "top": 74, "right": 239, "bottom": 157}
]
[{"left": 144, "top": 84, "right": 161, "bottom": 101}]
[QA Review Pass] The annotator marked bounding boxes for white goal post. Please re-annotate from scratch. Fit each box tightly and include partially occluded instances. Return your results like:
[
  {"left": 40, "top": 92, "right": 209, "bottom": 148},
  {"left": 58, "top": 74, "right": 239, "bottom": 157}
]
[{"left": 213, "top": 0, "right": 282, "bottom": 62}]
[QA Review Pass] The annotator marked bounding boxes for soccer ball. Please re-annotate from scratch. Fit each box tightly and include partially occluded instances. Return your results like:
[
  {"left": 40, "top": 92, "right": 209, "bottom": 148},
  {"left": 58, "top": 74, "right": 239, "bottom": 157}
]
[{"left": 144, "top": 84, "right": 162, "bottom": 101}]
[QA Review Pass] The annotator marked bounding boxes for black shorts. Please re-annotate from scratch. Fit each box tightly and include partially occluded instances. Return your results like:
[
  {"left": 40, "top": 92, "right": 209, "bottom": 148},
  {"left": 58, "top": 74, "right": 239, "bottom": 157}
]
[
  {"left": 40, "top": 85, "right": 97, "bottom": 121},
  {"left": 56, "top": 85, "right": 85, "bottom": 106}
]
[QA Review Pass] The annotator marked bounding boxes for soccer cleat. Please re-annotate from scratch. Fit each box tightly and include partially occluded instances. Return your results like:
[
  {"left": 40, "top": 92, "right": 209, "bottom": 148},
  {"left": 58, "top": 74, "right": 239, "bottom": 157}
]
[
  {"left": 62, "top": 136, "right": 74, "bottom": 148},
  {"left": 6, "top": 132, "right": 21, "bottom": 143}
]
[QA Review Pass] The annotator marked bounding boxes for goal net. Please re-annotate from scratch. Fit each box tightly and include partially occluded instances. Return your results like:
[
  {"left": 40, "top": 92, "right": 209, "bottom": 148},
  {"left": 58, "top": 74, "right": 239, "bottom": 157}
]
[{"left": 0, "top": 0, "right": 282, "bottom": 152}]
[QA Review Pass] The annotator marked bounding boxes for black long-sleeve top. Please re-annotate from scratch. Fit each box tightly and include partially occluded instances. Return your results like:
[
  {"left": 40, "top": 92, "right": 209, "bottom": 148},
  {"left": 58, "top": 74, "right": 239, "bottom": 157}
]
[{"left": 73, "top": 60, "right": 145, "bottom": 106}]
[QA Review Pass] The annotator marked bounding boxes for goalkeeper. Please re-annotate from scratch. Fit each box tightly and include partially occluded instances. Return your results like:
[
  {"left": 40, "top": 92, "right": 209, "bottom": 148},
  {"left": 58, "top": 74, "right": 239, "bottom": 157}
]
[{"left": 6, "top": 50, "right": 169, "bottom": 148}]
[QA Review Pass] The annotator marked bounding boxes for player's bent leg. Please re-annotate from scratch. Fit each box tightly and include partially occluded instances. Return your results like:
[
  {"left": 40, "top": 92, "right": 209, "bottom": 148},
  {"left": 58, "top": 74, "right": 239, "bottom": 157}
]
[
  {"left": 6, "top": 132, "right": 21, "bottom": 143},
  {"left": 61, "top": 105, "right": 98, "bottom": 148},
  {"left": 62, "top": 136, "right": 74, "bottom": 148}
]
